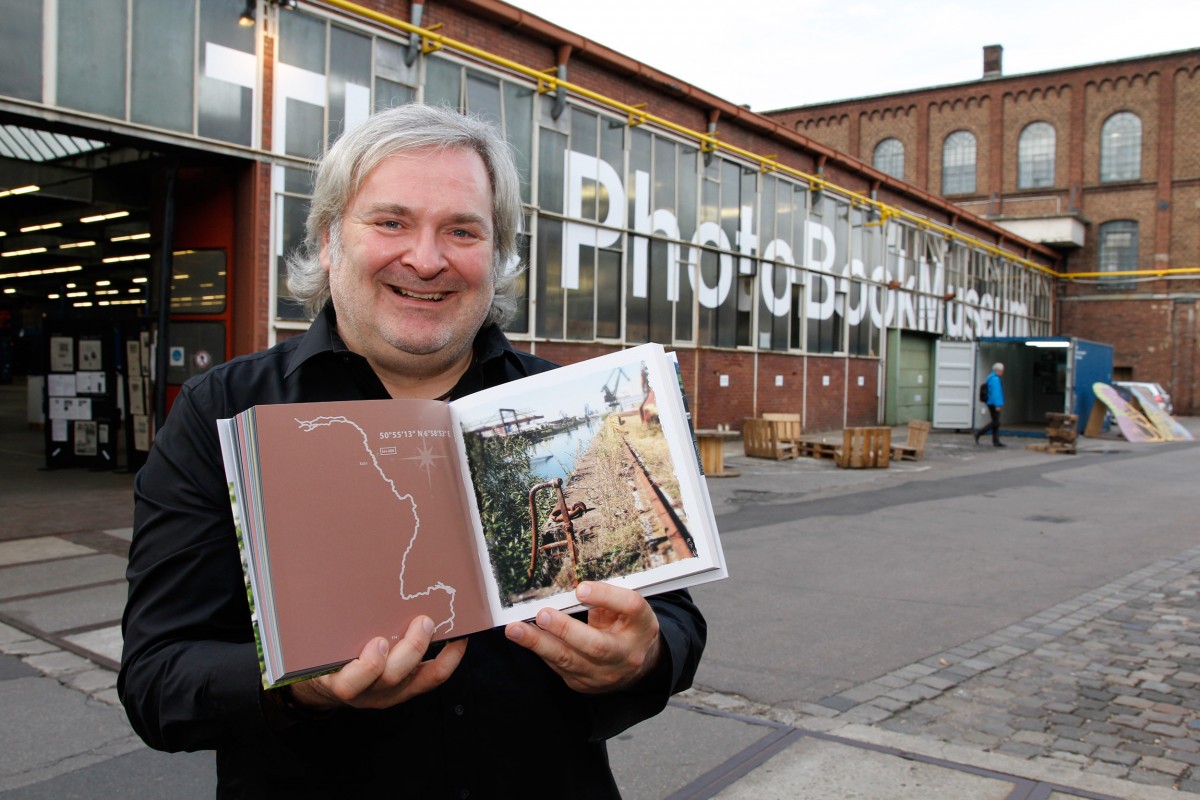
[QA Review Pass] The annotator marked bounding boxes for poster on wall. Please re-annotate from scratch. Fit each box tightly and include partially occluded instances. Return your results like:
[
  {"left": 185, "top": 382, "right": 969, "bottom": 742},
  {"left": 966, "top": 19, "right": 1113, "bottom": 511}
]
[
  {"left": 76, "top": 371, "right": 107, "bottom": 395},
  {"left": 79, "top": 340, "right": 102, "bottom": 371},
  {"left": 49, "top": 397, "right": 92, "bottom": 421},
  {"left": 50, "top": 337, "right": 74, "bottom": 372},
  {"left": 133, "top": 415, "right": 152, "bottom": 452},
  {"left": 129, "top": 375, "right": 146, "bottom": 416},
  {"left": 48, "top": 374, "right": 76, "bottom": 397},
  {"left": 74, "top": 421, "right": 98, "bottom": 457}
]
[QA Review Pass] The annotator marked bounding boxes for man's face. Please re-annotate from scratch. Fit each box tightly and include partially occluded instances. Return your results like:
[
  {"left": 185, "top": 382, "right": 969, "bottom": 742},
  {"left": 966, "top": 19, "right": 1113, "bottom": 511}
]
[{"left": 323, "top": 147, "right": 496, "bottom": 382}]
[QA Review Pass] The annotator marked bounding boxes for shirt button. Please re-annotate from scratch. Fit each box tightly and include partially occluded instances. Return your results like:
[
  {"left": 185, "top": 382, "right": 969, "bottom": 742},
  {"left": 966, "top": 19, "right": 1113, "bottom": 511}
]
[{"left": 453, "top": 704, "right": 465, "bottom": 717}]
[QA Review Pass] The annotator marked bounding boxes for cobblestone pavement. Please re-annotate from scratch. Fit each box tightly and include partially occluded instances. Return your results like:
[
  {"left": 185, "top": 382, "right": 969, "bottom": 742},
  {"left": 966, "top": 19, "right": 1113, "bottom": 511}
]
[{"left": 688, "top": 541, "right": 1200, "bottom": 795}]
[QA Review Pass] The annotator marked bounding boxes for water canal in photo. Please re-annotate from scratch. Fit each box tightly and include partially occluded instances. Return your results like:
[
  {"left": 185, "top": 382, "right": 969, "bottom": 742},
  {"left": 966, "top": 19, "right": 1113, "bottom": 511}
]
[{"left": 529, "top": 417, "right": 601, "bottom": 483}]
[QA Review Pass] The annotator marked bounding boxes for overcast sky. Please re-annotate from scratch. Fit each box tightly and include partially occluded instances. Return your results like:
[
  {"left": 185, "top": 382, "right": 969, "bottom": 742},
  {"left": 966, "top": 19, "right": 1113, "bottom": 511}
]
[{"left": 508, "top": 1, "right": 1199, "bottom": 111}]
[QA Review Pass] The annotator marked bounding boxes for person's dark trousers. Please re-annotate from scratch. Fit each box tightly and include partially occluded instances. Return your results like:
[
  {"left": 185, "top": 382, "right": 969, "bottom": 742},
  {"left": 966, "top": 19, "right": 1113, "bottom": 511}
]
[{"left": 976, "top": 404, "right": 1002, "bottom": 445}]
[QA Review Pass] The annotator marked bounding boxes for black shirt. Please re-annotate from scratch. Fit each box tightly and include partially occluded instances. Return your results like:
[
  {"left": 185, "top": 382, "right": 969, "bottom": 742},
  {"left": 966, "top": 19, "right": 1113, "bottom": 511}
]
[{"left": 118, "top": 305, "right": 706, "bottom": 799}]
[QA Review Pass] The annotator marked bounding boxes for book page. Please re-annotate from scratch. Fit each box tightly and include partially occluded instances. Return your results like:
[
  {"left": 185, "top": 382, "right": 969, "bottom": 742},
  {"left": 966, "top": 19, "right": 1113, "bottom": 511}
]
[
  {"left": 247, "top": 399, "right": 492, "bottom": 679},
  {"left": 449, "top": 343, "right": 725, "bottom": 627}
]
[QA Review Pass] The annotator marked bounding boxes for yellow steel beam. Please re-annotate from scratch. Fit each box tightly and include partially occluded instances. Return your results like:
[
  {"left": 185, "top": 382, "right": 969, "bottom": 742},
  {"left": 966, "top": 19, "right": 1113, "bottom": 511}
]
[{"left": 316, "top": 0, "right": 1196, "bottom": 284}]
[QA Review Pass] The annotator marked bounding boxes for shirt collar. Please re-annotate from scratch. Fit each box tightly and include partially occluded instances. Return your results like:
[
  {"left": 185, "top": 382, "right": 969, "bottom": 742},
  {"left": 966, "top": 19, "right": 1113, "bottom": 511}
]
[{"left": 284, "top": 303, "right": 347, "bottom": 379}]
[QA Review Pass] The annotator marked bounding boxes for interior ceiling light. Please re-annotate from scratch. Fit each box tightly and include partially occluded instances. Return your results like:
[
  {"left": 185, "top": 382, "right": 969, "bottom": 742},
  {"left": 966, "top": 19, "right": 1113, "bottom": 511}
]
[
  {"left": 81, "top": 210, "right": 129, "bottom": 223},
  {"left": 1, "top": 246, "right": 48, "bottom": 258},
  {"left": 0, "top": 185, "right": 40, "bottom": 198},
  {"left": 102, "top": 253, "right": 151, "bottom": 263},
  {"left": 20, "top": 221, "right": 63, "bottom": 233},
  {"left": 0, "top": 265, "right": 80, "bottom": 278},
  {"left": 111, "top": 232, "right": 150, "bottom": 242},
  {"left": 60, "top": 241, "right": 96, "bottom": 249}
]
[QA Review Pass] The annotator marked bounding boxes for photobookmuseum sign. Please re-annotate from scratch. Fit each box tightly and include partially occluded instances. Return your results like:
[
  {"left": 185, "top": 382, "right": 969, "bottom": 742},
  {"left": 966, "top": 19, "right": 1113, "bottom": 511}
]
[{"left": 561, "top": 150, "right": 1050, "bottom": 344}]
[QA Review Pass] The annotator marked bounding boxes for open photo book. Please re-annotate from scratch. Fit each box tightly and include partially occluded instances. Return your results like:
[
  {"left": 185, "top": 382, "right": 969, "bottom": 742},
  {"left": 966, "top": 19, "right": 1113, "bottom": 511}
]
[{"left": 217, "top": 343, "right": 726, "bottom": 688}]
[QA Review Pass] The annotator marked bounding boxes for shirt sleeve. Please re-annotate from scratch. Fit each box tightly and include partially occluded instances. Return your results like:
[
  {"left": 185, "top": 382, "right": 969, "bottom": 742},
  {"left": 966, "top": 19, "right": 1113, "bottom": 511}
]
[{"left": 118, "top": 381, "right": 274, "bottom": 752}]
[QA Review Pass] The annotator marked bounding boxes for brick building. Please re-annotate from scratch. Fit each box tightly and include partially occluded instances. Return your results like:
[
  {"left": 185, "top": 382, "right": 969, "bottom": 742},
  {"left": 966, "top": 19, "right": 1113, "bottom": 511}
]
[
  {"left": 767, "top": 46, "right": 1200, "bottom": 414},
  {"left": 0, "top": 0, "right": 1062, "bottom": 469}
]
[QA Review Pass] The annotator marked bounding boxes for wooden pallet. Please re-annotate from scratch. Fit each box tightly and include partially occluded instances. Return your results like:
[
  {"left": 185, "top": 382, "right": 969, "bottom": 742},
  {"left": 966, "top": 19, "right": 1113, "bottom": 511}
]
[
  {"left": 796, "top": 439, "right": 839, "bottom": 460},
  {"left": 838, "top": 427, "right": 891, "bottom": 469},
  {"left": 1026, "top": 442, "right": 1077, "bottom": 455}
]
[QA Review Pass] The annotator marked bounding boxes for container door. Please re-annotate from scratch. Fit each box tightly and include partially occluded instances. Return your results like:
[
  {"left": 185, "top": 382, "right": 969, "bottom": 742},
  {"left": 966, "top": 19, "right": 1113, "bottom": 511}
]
[{"left": 933, "top": 340, "right": 978, "bottom": 429}]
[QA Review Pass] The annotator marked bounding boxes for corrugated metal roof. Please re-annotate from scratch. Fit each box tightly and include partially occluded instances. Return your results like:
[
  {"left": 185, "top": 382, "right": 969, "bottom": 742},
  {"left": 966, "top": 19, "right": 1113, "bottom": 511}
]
[{"left": 0, "top": 125, "right": 108, "bottom": 163}]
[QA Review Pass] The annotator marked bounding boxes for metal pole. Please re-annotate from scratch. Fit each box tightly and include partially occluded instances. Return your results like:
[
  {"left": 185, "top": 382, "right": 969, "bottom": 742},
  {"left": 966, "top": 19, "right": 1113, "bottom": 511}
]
[{"left": 154, "top": 162, "right": 177, "bottom": 431}]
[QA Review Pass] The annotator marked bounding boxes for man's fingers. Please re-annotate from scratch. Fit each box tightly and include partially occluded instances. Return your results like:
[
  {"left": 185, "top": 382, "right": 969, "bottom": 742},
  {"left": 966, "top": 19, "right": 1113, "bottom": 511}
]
[
  {"left": 320, "top": 635, "right": 391, "bottom": 701},
  {"left": 575, "top": 581, "right": 644, "bottom": 618},
  {"left": 401, "top": 638, "right": 468, "bottom": 697},
  {"left": 381, "top": 616, "right": 436, "bottom": 683}
]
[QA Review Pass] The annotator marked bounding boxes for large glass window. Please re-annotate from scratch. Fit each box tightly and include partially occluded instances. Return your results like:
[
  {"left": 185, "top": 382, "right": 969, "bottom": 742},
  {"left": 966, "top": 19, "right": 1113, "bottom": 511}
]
[
  {"left": 58, "top": 0, "right": 127, "bottom": 118},
  {"left": 328, "top": 26, "right": 373, "bottom": 144},
  {"left": 0, "top": 1, "right": 42, "bottom": 101},
  {"left": 132, "top": 0, "right": 196, "bottom": 132},
  {"left": 942, "top": 130, "right": 977, "bottom": 195},
  {"left": 1017, "top": 122, "right": 1055, "bottom": 189},
  {"left": 806, "top": 193, "right": 847, "bottom": 354},
  {"left": 756, "top": 175, "right": 804, "bottom": 352},
  {"left": 872, "top": 138, "right": 904, "bottom": 181},
  {"left": 1098, "top": 220, "right": 1138, "bottom": 289},
  {"left": 847, "top": 207, "right": 881, "bottom": 357},
  {"left": 198, "top": 0, "right": 257, "bottom": 146},
  {"left": 625, "top": 129, "right": 698, "bottom": 346},
  {"left": 1100, "top": 112, "right": 1142, "bottom": 182},
  {"left": 374, "top": 38, "right": 417, "bottom": 111}
]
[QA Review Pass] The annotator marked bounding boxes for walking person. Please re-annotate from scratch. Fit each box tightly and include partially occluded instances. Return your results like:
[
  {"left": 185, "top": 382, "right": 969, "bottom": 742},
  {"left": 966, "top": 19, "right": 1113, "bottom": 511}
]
[{"left": 976, "top": 362, "right": 1006, "bottom": 447}]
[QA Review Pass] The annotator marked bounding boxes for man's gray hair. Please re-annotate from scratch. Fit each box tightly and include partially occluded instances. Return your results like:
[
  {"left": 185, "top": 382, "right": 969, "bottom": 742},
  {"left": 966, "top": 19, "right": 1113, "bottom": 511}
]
[
  {"left": 993, "top": 362, "right": 1005, "bottom": 372},
  {"left": 286, "top": 103, "right": 524, "bottom": 324}
]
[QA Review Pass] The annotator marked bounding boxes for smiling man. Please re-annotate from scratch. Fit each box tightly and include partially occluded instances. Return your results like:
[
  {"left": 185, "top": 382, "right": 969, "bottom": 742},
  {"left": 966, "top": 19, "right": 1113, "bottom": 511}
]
[{"left": 119, "top": 104, "right": 706, "bottom": 798}]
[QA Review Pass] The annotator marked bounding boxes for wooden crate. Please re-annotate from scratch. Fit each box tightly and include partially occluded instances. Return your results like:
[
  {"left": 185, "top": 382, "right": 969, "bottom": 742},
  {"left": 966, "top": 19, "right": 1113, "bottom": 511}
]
[
  {"left": 1040, "top": 412, "right": 1078, "bottom": 455},
  {"left": 838, "top": 427, "right": 891, "bottom": 469},
  {"left": 742, "top": 418, "right": 798, "bottom": 461}
]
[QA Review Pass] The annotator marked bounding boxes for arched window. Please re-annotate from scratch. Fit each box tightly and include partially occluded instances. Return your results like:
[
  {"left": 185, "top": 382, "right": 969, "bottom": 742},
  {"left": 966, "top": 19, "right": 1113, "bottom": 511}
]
[
  {"left": 1100, "top": 112, "right": 1141, "bottom": 182},
  {"left": 942, "top": 130, "right": 976, "bottom": 195},
  {"left": 1018, "top": 122, "right": 1056, "bottom": 189},
  {"left": 1098, "top": 220, "right": 1138, "bottom": 287},
  {"left": 872, "top": 138, "right": 904, "bottom": 180}
]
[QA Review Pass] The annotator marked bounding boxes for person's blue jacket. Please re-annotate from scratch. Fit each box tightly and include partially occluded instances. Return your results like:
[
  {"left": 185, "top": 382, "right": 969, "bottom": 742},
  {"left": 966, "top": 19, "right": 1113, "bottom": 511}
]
[{"left": 986, "top": 371, "right": 1005, "bottom": 408}]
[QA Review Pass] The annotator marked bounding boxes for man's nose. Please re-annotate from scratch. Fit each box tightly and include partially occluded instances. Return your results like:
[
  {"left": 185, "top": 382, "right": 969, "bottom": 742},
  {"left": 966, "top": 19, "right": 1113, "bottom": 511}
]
[{"left": 400, "top": 226, "right": 447, "bottom": 277}]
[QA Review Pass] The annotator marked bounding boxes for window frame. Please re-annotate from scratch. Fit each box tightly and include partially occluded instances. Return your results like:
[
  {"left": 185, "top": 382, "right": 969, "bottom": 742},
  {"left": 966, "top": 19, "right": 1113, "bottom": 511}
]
[
  {"left": 1017, "top": 121, "right": 1056, "bottom": 189},
  {"left": 941, "top": 130, "right": 977, "bottom": 195},
  {"left": 872, "top": 138, "right": 904, "bottom": 181},
  {"left": 1100, "top": 111, "right": 1142, "bottom": 183}
]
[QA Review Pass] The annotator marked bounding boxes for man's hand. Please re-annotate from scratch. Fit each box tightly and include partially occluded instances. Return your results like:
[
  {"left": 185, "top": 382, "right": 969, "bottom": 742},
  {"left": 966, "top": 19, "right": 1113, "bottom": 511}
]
[
  {"left": 289, "top": 615, "right": 466, "bottom": 711},
  {"left": 504, "top": 581, "right": 662, "bottom": 694}
]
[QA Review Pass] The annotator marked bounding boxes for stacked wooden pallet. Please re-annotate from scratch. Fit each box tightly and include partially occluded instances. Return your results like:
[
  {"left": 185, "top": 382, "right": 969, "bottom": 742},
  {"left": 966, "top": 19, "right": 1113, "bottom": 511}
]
[
  {"left": 1026, "top": 412, "right": 1078, "bottom": 455},
  {"left": 796, "top": 439, "right": 839, "bottom": 460}
]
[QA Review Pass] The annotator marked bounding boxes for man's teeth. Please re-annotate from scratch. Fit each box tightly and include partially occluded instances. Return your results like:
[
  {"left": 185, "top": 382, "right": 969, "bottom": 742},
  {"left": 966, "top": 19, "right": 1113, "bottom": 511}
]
[{"left": 394, "top": 287, "right": 444, "bottom": 300}]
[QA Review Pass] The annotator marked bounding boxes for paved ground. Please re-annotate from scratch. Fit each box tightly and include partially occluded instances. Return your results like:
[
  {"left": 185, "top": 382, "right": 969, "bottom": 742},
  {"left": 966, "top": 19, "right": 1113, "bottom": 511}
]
[{"left": 2, "top": 372, "right": 1198, "bottom": 798}]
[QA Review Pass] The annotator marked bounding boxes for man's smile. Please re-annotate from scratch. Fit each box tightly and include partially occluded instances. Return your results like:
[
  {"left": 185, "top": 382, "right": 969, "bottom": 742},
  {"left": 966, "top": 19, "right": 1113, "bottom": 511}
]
[{"left": 391, "top": 286, "right": 448, "bottom": 301}]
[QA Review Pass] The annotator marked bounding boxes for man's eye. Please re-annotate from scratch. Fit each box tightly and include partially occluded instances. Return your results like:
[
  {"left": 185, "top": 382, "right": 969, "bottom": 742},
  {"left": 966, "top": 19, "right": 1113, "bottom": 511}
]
[{"left": 379, "top": 220, "right": 401, "bottom": 229}]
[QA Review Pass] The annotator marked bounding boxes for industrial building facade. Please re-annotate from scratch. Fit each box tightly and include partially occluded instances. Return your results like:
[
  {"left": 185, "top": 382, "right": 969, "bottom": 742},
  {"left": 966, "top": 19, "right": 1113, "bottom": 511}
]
[
  {"left": 0, "top": 0, "right": 1060, "bottom": 457},
  {"left": 767, "top": 46, "right": 1200, "bottom": 414}
]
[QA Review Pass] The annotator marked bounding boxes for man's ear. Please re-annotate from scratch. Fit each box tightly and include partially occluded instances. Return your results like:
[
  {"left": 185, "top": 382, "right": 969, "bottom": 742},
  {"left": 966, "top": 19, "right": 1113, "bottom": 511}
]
[{"left": 319, "top": 230, "right": 332, "bottom": 273}]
